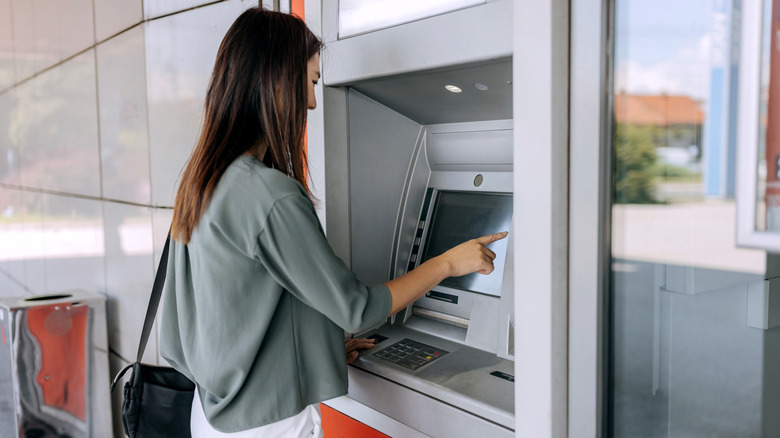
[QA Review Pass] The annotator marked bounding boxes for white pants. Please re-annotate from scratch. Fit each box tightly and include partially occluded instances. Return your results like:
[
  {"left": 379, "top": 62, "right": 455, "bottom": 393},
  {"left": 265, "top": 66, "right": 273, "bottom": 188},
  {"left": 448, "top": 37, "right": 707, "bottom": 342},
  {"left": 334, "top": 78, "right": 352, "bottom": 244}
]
[{"left": 191, "top": 391, "right": 323, "bottom": 438}]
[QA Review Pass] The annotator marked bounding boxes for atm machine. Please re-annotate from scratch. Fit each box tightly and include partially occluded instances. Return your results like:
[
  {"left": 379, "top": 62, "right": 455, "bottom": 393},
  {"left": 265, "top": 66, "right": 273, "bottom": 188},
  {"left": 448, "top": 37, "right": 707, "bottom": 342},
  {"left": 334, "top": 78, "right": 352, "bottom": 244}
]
[
  {"left": 319, "top": 1, "right": 514, "bottom": 436},
  {"left": 348, "top": 120, "right": 515, "bottom": 435}
]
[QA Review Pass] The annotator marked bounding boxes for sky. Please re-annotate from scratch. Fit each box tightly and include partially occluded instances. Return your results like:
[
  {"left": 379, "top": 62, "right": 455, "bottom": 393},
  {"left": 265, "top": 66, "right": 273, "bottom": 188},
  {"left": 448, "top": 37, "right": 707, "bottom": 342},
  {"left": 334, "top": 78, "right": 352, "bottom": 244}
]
[{"left": 613, "top": 0, "right": 730, "bottom": 100}]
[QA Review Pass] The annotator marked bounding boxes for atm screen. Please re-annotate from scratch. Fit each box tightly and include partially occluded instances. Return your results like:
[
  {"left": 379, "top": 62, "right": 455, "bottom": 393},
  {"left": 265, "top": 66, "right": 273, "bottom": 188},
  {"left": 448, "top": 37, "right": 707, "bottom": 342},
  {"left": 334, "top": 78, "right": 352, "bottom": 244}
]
[{"left": 420, "top": 191, "right": 512, "bottom": 296}]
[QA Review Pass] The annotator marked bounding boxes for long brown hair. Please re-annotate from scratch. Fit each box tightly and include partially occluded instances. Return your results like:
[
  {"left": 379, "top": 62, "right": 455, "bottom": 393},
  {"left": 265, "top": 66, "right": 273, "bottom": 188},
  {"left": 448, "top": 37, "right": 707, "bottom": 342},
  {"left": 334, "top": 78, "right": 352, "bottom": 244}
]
[{"left": 171, "top": 8, "right": 323, "bottom": 243}]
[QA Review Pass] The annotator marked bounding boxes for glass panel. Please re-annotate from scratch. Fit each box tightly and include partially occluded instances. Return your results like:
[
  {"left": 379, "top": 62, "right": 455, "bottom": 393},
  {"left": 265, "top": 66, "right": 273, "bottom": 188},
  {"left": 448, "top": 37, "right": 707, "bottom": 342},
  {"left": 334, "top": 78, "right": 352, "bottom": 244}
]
[
  {"left": 610, "top": 1, "right": 779, "bottom": 437},
  {"left": 760, "top": 0, "right": 773, "bottom": 231},
  {"left": 338, "top": 0, "right": 484, "bottom": 38}
]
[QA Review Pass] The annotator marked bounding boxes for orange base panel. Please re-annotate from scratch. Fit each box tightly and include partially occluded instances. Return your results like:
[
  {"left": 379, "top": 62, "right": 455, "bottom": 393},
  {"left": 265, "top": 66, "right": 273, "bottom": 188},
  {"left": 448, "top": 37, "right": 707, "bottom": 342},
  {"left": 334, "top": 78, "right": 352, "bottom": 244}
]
[{"left": 320, "top": 403, "right": 390, "bottom": 438}]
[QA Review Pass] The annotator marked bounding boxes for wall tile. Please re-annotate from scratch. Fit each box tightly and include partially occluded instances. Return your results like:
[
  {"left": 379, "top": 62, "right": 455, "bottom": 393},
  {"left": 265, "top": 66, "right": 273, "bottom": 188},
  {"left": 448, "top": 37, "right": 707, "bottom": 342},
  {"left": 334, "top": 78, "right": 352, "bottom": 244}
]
[
  {"left": 152, "top": 207, "right": 173, "bottom": 365},
  {"left": 103, "top": 201, "right": 157, "bottom": 364},
  {"left": 10, "top": 0, "right": 37, "bottom": 81},
  {"left": 19, "top": 190, "right": 47, "bottom": 294},
  {"left": 153, "top": 208, "right": 174, "bottom": 241},
  {"left": 90, "top": 349, "right": 113, "bottom": 437},
  {"left": 144, "top": 0, "right": 230, "bottom": 20},
  {"left": 31, "top": 0, "right": 61, "bottom": 72},
  {"left": 0, "top": 0, "right": 14, "bottom": 90},
  {"left": 97, "top": 25, "right": 151, "bottom": 205},
  {"left": 0, "top": 188, "right": 28, "bottom": 297},
  {"left": 94, "top": 0, "right": 143, "bottom": 43},
  {"left": 10, "top": 0, "right": 95, "bottom": 82},
  {"left": 0, "top": 90, "right": 19, "bottom": 186},
  {"left": 108, "top": 352, "right": 131, "bottom": 438},
  {"left": 146, "top": 0, "right": 255, "bottom": 207},
  {"left": 152, "top": 207, "right": 173, "bottom": 271},
  {"left": 15, "top": 50, "right": 100, "bottom": 196},
  {"left": 52, "top": 0, "right": 95, "bottom": 61},
  {"left": 0, "top": 191, "right": 104, "bottom": 298},
  {"left": 41, "top": 193, "right": 105, "bottom": 294},
  {"left": 10, "top": 78, "right": 37, "bottom": 190}
]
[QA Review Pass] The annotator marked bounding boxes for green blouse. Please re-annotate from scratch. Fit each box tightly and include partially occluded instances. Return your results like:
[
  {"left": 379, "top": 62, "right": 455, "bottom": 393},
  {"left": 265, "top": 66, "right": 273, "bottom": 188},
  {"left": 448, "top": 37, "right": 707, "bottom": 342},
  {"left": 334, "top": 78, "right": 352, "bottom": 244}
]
[{"left": 159, "top": 155, "right": 392, "bottom": 432}]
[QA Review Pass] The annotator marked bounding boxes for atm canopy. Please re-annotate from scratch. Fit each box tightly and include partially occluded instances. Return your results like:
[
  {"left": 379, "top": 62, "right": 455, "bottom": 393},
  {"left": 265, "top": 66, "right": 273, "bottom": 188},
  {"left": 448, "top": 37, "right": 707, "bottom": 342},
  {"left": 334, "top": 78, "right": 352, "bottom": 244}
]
[{"left": 349, "top": 58, "right": 512, "bottom": 125}]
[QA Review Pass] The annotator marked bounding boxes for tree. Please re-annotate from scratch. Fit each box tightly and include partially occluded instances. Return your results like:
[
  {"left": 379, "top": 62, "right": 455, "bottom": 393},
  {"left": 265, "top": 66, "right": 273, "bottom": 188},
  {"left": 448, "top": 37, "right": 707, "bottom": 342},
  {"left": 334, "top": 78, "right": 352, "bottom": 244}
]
[{"left": 613, "top": 124, "right": 658, "bottom": 204}]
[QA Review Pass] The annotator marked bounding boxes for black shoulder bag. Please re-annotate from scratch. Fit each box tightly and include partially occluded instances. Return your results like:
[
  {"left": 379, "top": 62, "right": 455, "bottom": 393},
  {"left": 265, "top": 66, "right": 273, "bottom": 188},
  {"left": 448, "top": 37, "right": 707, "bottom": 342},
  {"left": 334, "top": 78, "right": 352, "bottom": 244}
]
[{"left": 110, "top": 234, "right": 195, "bottom": 437}]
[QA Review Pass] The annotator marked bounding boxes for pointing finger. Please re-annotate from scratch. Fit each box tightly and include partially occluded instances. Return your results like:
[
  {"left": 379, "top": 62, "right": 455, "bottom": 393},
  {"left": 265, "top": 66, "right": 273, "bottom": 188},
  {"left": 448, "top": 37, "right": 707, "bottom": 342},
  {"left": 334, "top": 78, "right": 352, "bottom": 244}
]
[{"left": 474, "top": 231, "right": 508, "bottom": 246}]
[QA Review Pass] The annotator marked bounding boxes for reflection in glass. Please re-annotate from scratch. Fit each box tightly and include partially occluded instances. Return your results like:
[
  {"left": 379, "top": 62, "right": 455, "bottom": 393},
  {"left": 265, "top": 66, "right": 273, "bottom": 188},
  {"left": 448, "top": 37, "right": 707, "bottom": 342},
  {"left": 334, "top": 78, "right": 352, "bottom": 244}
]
[
  {"left": 759, "top": 0, "right": 775, "bottom": 231},
  {"left": 610, "top": 1, "right": 774, "bottom": 436}
]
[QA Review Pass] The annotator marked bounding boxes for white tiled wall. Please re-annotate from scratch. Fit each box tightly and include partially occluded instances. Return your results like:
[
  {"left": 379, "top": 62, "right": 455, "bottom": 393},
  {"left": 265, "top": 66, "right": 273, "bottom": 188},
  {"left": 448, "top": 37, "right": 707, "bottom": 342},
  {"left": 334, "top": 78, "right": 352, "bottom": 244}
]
[
  {"left": 15, "top": 50, "right": 101, "bottom": 197},
  {"left": 144, "top": 0, "right": 220, "bottom": 20},
  {"left": 40, "top": 193, "right": 105, "bottom": 292},
  {"left": 146, "top": 0, "right": 257, "bottom": 207},
  {"left": 94, "top": 0, "right": 143, "bottom": 43},
  {"left": 96, "top": 25, "right": 151, "bottom": 205},
  {"left": 9, "top": 0, "right": 44, "bottom": 81},
  {"left": 0, "top": 1, "right": 260, "bottom": 436},
  {"left": 0, "top": 0, "right": 14, "bottom": 90},
  {"left": 56, "top": 0, "right": 96, "bottom": 57},
  {"left": 22, "top": 192, "right": 47, "bottom": 293},
  {"left": 8, "top": 0, "right": 95, "bottom": 81},
  {"left": 103, "top": 201, "right": 156, "bottom": 364},
  {"left": 0, "top": 90, "right": 17, "bottom": 185}
]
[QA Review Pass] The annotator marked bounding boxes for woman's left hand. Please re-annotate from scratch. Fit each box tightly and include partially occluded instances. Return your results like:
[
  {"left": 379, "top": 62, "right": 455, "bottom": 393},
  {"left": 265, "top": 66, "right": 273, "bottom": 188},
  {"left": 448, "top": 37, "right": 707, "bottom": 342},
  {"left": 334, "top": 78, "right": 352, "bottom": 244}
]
[{"left": 345, "top": 338, "right": 376, "bottom": 364}]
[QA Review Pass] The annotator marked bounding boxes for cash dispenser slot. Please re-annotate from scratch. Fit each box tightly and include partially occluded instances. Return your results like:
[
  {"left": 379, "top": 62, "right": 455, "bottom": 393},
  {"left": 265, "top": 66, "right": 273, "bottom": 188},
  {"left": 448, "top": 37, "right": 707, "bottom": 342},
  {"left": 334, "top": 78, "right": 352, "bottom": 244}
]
[
  {"left": 425, "top": 290, "right": 459, "bottom": 303},
  {"left": 411, "top": 306, "right": 469, "bottom": 329}
]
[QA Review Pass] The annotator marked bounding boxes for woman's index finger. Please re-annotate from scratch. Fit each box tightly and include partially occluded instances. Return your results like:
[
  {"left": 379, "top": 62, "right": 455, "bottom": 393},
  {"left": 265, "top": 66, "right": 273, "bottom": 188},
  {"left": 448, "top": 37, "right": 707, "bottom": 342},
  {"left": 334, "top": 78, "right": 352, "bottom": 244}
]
[{"left": 474, "top": 231, "right": 508, "bottom": 245}]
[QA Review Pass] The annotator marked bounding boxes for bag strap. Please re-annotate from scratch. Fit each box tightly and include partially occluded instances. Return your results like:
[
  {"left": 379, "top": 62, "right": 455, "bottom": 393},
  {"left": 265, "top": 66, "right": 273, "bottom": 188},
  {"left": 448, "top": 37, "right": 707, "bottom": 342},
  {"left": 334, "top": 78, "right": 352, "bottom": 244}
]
[
  {"left": 110, "top": 362, "right": 135, "bottom": 392},
  {"left": 136, "top": 230, "right": 171, "bottom": 362}
]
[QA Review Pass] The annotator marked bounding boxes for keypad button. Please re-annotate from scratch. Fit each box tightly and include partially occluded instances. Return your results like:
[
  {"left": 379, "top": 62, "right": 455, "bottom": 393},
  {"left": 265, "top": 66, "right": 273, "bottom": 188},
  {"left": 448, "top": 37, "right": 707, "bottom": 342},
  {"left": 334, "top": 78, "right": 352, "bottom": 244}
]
[{"left": 372, "top": 338, "right": 449, "bottom": 370}]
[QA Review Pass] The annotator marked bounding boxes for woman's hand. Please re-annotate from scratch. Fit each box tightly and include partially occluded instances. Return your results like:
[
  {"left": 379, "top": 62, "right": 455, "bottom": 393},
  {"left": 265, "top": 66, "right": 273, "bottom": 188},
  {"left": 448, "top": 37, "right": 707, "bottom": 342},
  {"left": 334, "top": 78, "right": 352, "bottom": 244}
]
[
  {"left": 384, "top": 231, "right": 508, "bottom": 315},
  {"left": 345, "top": 338, "right": 376, "bottom": 364},
  {"left": 436, "top": 232, "right": 508, "bottom": 277}
]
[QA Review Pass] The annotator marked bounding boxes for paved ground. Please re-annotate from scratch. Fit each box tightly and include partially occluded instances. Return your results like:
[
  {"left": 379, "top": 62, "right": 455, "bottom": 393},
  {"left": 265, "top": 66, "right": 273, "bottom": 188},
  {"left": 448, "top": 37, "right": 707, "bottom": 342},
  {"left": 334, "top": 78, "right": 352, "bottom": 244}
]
[{"left": 613, "top": 200, "right": 765, "bottom": 275}]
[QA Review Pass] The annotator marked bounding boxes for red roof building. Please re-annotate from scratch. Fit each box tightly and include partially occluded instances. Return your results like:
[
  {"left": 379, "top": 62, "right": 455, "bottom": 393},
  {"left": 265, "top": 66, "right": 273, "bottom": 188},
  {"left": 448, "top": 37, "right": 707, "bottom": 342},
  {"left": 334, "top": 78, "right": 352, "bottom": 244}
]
[{"left": 614, "top": 93, "right": 704, "bottom": 126}]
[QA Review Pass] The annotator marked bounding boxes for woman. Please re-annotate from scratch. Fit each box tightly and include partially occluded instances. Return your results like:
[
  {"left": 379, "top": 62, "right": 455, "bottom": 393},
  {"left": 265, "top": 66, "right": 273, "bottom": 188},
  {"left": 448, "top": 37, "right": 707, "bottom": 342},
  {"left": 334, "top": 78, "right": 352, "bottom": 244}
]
[{"left": 159, "top": 7, "right": 507, "bottom": 437}]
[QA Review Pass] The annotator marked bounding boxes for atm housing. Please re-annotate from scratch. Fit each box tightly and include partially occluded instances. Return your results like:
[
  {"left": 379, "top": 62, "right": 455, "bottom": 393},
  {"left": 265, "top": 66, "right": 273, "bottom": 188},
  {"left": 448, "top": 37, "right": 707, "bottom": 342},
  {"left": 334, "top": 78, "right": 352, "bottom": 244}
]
[
  {"left": 355, "top": 132, "right": 515, "bottom": 428},
  {"left": 323, "top": 60, "right": 514, "bottom": 436},
  {"left": 320, "top": 1, "right": 513, "bottom": 434}
]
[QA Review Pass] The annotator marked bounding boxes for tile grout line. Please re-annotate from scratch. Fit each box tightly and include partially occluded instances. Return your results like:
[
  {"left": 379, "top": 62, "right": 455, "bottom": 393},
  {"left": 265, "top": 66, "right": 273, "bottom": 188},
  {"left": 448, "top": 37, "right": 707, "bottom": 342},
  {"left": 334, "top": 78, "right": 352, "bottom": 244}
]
[{"left": 0, "top": 183, "right": 173, "bottom": 209}]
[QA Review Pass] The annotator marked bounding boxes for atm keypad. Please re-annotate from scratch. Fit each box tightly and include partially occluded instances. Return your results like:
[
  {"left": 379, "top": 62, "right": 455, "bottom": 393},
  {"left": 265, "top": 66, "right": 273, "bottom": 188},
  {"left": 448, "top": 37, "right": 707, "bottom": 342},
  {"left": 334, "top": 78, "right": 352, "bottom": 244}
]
[{"left": 373, "top": 338, "right": 448, "bottom": 370}]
